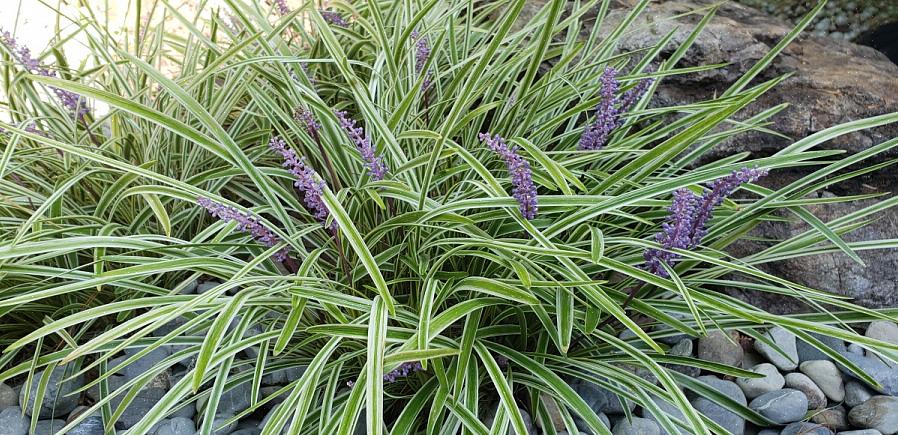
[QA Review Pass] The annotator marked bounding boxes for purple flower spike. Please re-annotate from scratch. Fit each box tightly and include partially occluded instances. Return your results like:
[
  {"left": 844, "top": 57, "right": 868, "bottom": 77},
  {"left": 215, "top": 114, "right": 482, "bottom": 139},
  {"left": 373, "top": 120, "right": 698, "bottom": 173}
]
[
  {"left": 1, "top": 28, "right": 89, "bottom": 120},
  {"left": 335, "top": 110, "right": 388, "bottom": 180},
  {"left": 197, "top": 197, "right": 290, "bottom": 262},
  {"left": 269, "top": 137, "right": 336, "bottom": 232},
  {"left": 294, "top": 107, "right": 321, "bottom": 139},
  {"left": 383, "top": 361, "right": 423, "bottom": 383},
  {"left": 643, "top": 167, "right": 768, "bottom": 277},
  {"left": 687, "top": 167, "right": 768, "bottom": 248},
  {"left": 643, "top": 188, "right": 697, "bottom": 278},
  {"left": 272, "top": 0, "right": 290, "bottom": 16},
  {"left": 411, "top": 30, "right": 433, "bottom": 92},
  {"left": 579, "top": 67, "right": 620, "bottom": 150},
  {"left": 321, "top": 10, "right": 348, "bottom": 27},
  {"left": 579, "top": 67, "right": 654, "bottom": 150},
  {"left": 479, "top": 132, "right": 538, "bottom": 220},
  {"left": 618, "top": 75, "right": 655, "bottom": 115}
]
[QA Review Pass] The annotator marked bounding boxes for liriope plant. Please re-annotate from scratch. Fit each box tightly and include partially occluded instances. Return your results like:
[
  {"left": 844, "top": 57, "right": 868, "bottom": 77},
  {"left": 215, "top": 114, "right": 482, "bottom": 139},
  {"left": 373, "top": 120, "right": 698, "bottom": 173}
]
[{"left": 1, "top": 0, "right": 897, "bottom": 434}]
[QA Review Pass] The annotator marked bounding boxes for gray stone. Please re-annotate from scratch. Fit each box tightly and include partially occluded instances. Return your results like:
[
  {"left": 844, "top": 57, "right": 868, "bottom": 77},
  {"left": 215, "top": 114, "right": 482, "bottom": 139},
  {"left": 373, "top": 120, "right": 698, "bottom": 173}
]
[
  {"left": 668, "top": 339, "right": 700, "bottom": 377},
  {"left": 612, "top": 417, "right": 660, "bottom": 435},
  {"left": 216, "top": 381, "right": 251, "bottom": 415},
  {"left": 19, "top": 365, "right": 85, "bottom": 419},
  {"left": 121, "top": 347, "right": 172, "bottom": 380},
  {"left": 178, "top": 280, "right": 198, "bottom": 295},
  {"left": 231, "top": 430, "right": 262, "bottom": 435},
  {"left": 67, "top": 416, "right": 105, "bottom": 435},
  {"left": 847, "top": 381, "right": 877, "bottom": 408},
  {"left": 782, "top": 422, "right": 834, "bottom": 435},
  {"left": 690, "top": 376, "right": 746, "bottom": 435},
  {"left": 797, "top": 334, "right": 846, "bottom": 364},
  {"left": 848, "top": 396, "right": 898, "bottom": 434},
  {"left": 811, "top": 405, "right": 849, "bottom": 431},
  {"left": 196, "top": 281, "right": 221, "bottom": 294},
  {"left": 850, "top": 343, "right": 868, "bottom": 356},
  {"left": 67, "top": 405, "right": 97, "bottom": 422},
  {"left": 837, "top": 351, "right": 898, "bottom": 396},
  {"left": 748, "top": 389, "right": 809, "bottom": 424},
  {"left": 0, "top": 383, "right": 17, "bottom": 408},
  {"left": 153, "top": 417, "right": 195, "bottom": 435},
  {"left": 209, "top": 413, "right": 237, "bottom": 435},
  {"left": 785, "top": 373, "right": 827, "bottom": 410},
  {"left": 568, "top": 378, "right": 622, "bottom": 415},
  {"left": 867, "top": 322, "right": 898, "bottom": 346},
  {"left": 32, "top": 419, "right": 67, "bottom": 435},
  {"left": 0, "top": 407, "right": 28, "bottom": 435},
  {"left": 698, "top": 331, "right": 744, "bottom": 368},
  {"left": 838, "top": 431, "right": 884, "bottom": 435},
  {"left": 261, "top": 366, "right": 306, "bottom": 386},
  {"left": 754, "top": 327, "right": 799, "bottom": 371},
  {"left": 757, "top": 430, "right": 780, "bottom": 435},
  {"left": 736, "top": 363, "right": 785, "bottom": 400},
  {"left": 110, "top": 386, "right": 166, "bottom": 429},
  {"left": 538, "top": 392, "right": 565, "bottom": 432},
  {"left": 801, "top": 360, "right": 846, "bottom": 402},
  {"left": 643, "top": 395, "right": 686, "bottom": 435}
]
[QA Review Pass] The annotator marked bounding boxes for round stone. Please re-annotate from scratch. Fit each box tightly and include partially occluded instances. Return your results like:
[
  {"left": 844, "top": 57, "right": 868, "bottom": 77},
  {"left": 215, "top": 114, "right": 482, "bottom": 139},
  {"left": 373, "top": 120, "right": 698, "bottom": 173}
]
[
  {"left": 67, "top": 415, "right": 105, "bottom": 435},
  {"left": 754, "top": 327, "right": 799, "bottom": 371},
  {"left": 782, "top": 422, "right": 834, "bottom": 435},
  {"left": 32, "top": 419, "right": 67, "bottom": 435},
  {"left": 19, "top": 365, "right": 85, "bottom": 418},
  {"left": 811, "top": 405, "right": 849, "bottom": 431},
  {"left": 0, "top": 383, "right": 17, "bottom": 408},
  {"left": 801, "top": 360, "right": 845, "bottom": 402},
  {"left": 209, "top": 413, "right": 238, "bottom": 435},
  {"left": 153, "top": 417, "right": 195, "bottom": 435},
  {"left": 866, "top": 322, "right": 898, "bottom": 346},
  {"left": 538, "top": 392, "right": 565, "bottom": 432},
  {"left": 748, "top": 389, "right": 809, "bottom": 424},
  {"left": 698, "top": 331, "right": 744, "bottom": 368},
  {"left": 848, "top": 396, "right": 898, "bottom": 435},
  {"left": 736, "top": 363, "right": 785, "bottom": 400},
  {"left": 838, "top": 430, "right": 884, "bottom": 435},
  {"left": 643, "top": 395, "right": 686, "bottom": 435},
  {"left": 785, "top": 373, "right": 827, "bottom": 410},
  {"left": 612, "top": 417, "right": 660, "bottom": 435},
  {"left": 689, "top": 376, "right": 746, "bottom": 435},
  {"left": 846, "top": 381, "right": 876, "bottom": 408},
  {"left": 0, "top": 407, "right": 28, "bottom": 435}
]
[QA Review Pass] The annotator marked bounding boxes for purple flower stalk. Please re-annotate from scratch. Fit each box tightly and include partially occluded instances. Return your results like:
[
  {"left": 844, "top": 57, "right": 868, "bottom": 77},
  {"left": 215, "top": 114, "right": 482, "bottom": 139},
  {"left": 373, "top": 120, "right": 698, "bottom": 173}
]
[
  {"left": 1, "top": 29, "right": 89, "bottom": 120},
  {"left": 345, "top": 361, "right": 424, "bottom": 387},
  {"left": 579, "top": 66, "right": 654, "bottom": 150},
  {"left": 272, "top": 0, "right": 290, "bottom": 16},
  {"left": 321, "top": 10, "right": 348, "bottom": 27},
  {"left": 383, "top": 361, "right": 423, "bottom": 382},
  {"left": 411, "top": 30, "right": 433, "bottom": 92},
  {"left": 643, "top": 167, "right": 768, "bottom": 277},
  {"left": 335, "top": 110, "right": 388, "bottom": 180},
  {"left": 479, "top": 132, "right": 538, "bottom": 220},
  {"left": 579, "top": 67, "right": 620, "bottom": 150},
  {"left": 268, "top": 136, "right": 336, "bottom": 232},
  {"left": 687, "top": 167, "right": 768, "bottom": 248},
  {"left": 197, "top": 197, "right": 290, "bottom": 262},
  {"left": 294, "top": 107, "right": 321, "bottom": 140}
]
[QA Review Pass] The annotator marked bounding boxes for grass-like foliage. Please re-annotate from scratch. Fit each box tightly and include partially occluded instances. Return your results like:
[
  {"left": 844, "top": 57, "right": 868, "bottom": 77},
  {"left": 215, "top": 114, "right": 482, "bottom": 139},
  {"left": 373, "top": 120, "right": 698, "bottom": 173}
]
[{"left": 1, "top": 0, "right": 898, "bottom": 434}]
